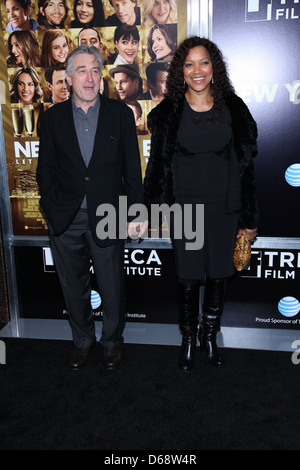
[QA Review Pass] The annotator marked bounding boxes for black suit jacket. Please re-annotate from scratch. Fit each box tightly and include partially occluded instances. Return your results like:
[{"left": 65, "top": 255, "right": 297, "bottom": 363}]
[{"left": 36, "top": 94, "right": 144, "bottom": 246}]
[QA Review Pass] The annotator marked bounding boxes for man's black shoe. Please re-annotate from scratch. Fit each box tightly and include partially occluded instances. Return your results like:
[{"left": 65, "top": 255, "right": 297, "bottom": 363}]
[
  {"left": 69, "top": 346, "right": 94, "bottom": 370},
  {"left": 101, "top": 346, "right": 122, "bottom": 370}
]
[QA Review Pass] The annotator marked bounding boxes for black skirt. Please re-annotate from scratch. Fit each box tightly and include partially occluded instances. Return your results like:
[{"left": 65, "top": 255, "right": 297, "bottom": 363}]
[{"left": 170, "top": 200, "right": 238, "bottom": 280}]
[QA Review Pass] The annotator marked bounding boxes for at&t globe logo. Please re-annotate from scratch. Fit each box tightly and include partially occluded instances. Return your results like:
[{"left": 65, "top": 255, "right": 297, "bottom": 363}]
[
  {"left": 285, "top": 164, "right": 300, "bottom": 187},
  {"left": 278, "top": 296, "right": 300, "bottom": 317},
  {"left": 91, "top": 290, "right": 101, "bottom": 310}
]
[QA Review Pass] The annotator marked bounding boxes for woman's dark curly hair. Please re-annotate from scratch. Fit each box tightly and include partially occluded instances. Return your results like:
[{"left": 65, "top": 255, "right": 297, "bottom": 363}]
[{"left": 166, "top": 36, "right": 234, "bottom": 111}]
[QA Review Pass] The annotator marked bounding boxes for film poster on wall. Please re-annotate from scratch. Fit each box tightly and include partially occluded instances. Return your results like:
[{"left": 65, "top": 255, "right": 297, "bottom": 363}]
[{"left": 0, "top": 0, "right": 187, "bottom": 236}]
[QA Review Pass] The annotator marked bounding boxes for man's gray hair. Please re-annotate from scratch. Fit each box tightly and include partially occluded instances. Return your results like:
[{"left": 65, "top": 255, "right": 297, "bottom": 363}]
[{"left": 66, "top": 45, "right": 103, "bottom": 76}]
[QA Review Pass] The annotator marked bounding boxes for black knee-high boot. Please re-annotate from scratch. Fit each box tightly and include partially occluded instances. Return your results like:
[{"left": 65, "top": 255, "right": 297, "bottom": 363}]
[
  {"left": 198, "top": 278, "right": 226, "bottom": 367},
  {"left": 178, "top": 279, "right": 200, "bottom": 371}
]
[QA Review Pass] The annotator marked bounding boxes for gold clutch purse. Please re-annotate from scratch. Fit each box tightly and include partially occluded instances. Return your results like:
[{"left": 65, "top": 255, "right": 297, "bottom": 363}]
[{"left": 233, "top": 230, "right": 251, "bottom": 271}]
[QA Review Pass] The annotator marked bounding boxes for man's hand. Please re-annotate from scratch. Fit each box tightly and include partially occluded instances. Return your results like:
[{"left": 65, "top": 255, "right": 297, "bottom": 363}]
[{"left": 127, "top": 221, "right": 149, "bottom": 240}]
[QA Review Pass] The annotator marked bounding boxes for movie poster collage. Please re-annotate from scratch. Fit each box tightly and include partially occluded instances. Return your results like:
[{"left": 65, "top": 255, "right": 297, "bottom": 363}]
[{"left": 2, "top": 0, "right": 178, "bottom": 156}]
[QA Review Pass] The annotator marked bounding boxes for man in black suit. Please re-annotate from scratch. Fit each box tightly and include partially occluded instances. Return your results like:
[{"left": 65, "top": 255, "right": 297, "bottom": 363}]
[{"left": 36, "top": 45, "right": 146, "bottom": 370}]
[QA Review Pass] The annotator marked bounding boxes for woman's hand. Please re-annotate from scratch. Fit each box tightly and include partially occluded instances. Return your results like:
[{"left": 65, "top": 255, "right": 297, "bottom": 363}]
[{"left": 236, "top": 228, "right": 258, "bottom": 241}]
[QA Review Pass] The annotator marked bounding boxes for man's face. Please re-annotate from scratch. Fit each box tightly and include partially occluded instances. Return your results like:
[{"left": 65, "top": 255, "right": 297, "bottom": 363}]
[
  {"left": 66, "top": 53, "right": 101, "bottom": 109},
  {"left": 149, "top": 70, "right": 167, "bottom": 99},
  {"left": 47, "top": 69, "right": 69, "bottom": 103},
  {"left": 79, "top": 29, "right": 102, "bottom": 51},
  {"left": 114, "top": 72, "right": 139, "bottom": 100},
  {"left": 40, "top": 0, "right": 66, "bottom": 27},
  {"left": 111, "top": 0, "right": 136, "bottom": 25}
]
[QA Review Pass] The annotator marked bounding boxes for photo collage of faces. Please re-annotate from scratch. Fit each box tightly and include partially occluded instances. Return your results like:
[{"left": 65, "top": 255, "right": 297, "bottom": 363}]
[{"left": 1, "top": 0, "right": 178, "bottom": 140}]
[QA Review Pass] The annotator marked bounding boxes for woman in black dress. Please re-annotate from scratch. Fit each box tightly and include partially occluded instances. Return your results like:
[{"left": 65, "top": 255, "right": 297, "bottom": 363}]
[{"left": 144, "top": 36, "right": 259, "bottom": 370}]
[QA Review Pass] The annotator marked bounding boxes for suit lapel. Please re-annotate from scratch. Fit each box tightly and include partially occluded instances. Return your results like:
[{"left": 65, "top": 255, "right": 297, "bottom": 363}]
[
  {"left": 88, "top": 95, "right": 113, "bottom": 169},
  {"left": 60, "top": 98, "right": 86, "bottom": 172}
]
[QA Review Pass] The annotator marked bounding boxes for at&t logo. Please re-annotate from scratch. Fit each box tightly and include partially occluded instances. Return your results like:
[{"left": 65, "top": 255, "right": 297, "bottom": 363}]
[
  {"left": 91, "top": 290, "right": 101, "bottom": 310},
  {"left": 285, "top": 164, "right": 300, "bottom": 187},
  {"left": 278, "top": 296, "right": 300, "bottom": 317},
  {"left": 245, "top": 0, "right": 299, "bottom": 21}
]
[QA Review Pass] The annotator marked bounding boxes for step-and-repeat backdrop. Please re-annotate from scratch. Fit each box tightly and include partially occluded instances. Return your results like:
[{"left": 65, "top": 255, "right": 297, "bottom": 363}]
[
  {"left": 212, "top": 0, "right": 300, "bottom": 329},
  {"left": 0, "top": 0, "right": 299, "bottom": 330}
]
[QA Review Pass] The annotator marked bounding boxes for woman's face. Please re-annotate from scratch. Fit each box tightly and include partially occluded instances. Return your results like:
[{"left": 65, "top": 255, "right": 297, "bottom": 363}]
[
  {"left": 51, "top": 35, "right": 69, "bottom": 63},
  {"left": 10, "top": 34, "right": 26, "bottom": 65},
  {"left": 151, "top": 0, "right": 171, "bottom": 24},
  {"left": 183, "top": 46, "right": 213, "bottom": 95},
  {"left": 6, "top": 0, "right": 30, "bottom": 30},
  {"left": 17, "top": 72, "right": 35, "bottom": 103},
  {"left": 115, "top": 35, "right": 139, "bottom": 64},
  {"left": 151, "top": 28, "right": 171, "bottom": 60},
  {"left": 75, "top": 0, "right": 94, "bottom": 24}
]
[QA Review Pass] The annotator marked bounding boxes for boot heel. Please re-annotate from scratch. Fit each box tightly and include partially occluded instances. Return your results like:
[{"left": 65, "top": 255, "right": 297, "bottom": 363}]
[
  {"left": 199, "top": 320, "right": 223, "bottom": 367},
  {"left": 200, "top": 278, "right": 226, "bottom": 367},
  {"left": 178, "top": 334, "right": 196, "bottom": 371}
]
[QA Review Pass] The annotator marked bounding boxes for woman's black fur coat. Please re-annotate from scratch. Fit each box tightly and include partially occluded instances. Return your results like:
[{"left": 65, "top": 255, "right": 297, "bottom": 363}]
[{"left": 143, "top": 92, "right": 260, "bottom": 230}]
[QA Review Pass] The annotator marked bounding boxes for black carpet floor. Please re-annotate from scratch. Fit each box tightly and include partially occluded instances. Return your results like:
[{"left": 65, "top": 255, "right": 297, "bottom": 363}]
[{"left": 1, "top": 337, "right": 300, "bottom": 451}]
